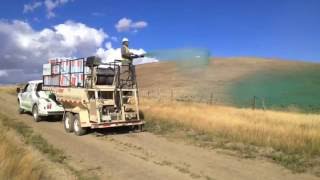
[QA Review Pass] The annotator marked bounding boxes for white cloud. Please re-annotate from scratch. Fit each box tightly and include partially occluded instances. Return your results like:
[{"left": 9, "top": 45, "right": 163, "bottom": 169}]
[
  {"left": 23, "top": 0, "right": 73, "bottom": 18},
  {"left": 0, "top": 70, "right": 8, "bottom": 77},
  {"left": 44, "top": 0, "right": 73, "bottom": 18},
  {"left": 92, "top": 12, "right": 105, "bottom": 17},
  {"left": 115, "top": 18, "right": 131, "bottom": 32},
  {"left": 54, "top": 21, "right": 107, "bottom": 53},
  {"left": 23, "top": 1, "right": 43, "bottom": 13},
  {"left": 0, "top": 20, "right": 107, "bottom": 83},
  {"left": 110, "top": 36, "right": 118, "bottom": 42},
  {"left": 131, "top": 21, "right": 148, "bottom": 29},
  {"left": 105, "top": 42, "right": 112, "bottom": 49},
  {"left": 115, "top": 17, "right": 148, "bottom": 32}
]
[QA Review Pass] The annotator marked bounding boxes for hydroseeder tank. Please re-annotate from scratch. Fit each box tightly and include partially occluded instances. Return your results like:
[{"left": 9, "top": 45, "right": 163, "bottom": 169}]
[{"left": 42, "top": 56, "right": 143, "bottom": 136}]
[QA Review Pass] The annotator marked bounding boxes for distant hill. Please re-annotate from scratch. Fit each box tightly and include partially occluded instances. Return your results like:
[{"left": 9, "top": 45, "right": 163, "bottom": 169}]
[{"left": 136, "top": 57, "right": 320, "bottom": 112}]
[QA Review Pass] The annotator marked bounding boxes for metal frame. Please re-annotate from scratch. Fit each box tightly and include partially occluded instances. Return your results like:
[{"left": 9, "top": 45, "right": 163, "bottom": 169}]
[{"left": 43, "top": 58, "right": 90, "bottom": 87}]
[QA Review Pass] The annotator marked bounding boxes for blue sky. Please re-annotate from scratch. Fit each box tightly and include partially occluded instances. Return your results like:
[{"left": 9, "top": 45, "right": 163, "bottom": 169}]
[{"left": 0, "top": 0, "right": 320, "bottom": 62}]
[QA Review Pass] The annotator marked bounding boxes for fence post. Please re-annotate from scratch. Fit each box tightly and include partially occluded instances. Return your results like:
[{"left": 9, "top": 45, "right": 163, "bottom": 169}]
[
  {"left": 262, "top": 98, "right": 266, "bottom": 110},
  {"left": 158, "top": 88, "right": 161, "bottom": 101},
  {"left": 171, "top": 88, "right": 174, "bottom": 101},
  {"left": 252, "top": 96, "right": 256, "bottom": 110}
]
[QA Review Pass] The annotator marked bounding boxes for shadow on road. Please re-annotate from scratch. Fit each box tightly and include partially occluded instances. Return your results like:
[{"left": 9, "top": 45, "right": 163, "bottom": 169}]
[{"left": 91, "top": 126, "right": 142, "bottom": 137}]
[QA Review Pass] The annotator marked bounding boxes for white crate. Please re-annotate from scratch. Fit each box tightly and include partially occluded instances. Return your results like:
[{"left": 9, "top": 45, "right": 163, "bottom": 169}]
[
  {"left": 43, "top": 64, "right": 51, "bottom": 76},
  {"left": 60, "top": 74, "right": 70, "bottom": 86},
  {"left": 71, "top": 59, "right": 84, "bottom": 73},
  {"left": 71, "top": 73, "right": 84, "bottom": 87},
  {"left": 61, "top": 61, "right": 70, "bottom": 74}
]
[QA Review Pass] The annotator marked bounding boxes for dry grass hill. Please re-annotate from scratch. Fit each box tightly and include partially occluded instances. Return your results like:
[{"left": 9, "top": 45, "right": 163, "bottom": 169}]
[{"left": 136, "top": 57, "right": 320, "bottom": 111}]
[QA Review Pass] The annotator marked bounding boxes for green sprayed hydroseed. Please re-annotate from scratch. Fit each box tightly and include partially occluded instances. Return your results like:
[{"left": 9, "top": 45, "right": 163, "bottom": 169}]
[{"left": 228, "top": 65, "right": 320, "bottom": 112}]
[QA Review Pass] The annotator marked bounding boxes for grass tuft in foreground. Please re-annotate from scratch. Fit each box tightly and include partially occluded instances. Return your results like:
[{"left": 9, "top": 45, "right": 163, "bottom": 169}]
[{"left": 0, "top": 122, "right": 45, "bottom": 179}]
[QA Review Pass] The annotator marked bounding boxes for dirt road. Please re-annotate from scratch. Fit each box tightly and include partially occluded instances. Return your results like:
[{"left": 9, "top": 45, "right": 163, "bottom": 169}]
[{"left": 0, "top": 92, "right": 318, "bottom": 180}]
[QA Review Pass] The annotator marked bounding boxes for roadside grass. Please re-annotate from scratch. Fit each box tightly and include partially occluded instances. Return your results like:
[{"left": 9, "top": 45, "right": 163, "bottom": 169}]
[
  {"left": 140, "top": 98, "right": 320, "bottom": 174},
  {"left": 0, "top": 115, "right": 46, "bottom": 179},
  {"left": 0, "top": 112, "right": 79, "bottom": 179},
  {"left": 0, "top": 128, "right": 45, "bottom": 179},
  {"left": 0, "top": 87, "right": 100, "bottom": 179},
  {"left": 0, "top": 113, "right": 66, "bottom": 163},
  {"left": 0, "top": 111, "right": 99, "bottom": 180}
]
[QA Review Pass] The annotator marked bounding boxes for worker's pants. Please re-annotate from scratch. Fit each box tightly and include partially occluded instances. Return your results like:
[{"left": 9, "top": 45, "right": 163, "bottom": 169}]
[{"left": 120, "top": 63, "right": 136, "bottom": 88}]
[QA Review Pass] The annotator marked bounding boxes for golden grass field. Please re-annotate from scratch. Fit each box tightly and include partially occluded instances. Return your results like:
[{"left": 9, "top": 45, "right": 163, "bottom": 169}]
[
  {"left": 140, "top": 98, "right": 320, "bottom": 171},
  {"left": 0, "top": 87, "right": 71, "bottom": 179},
  {"left": 0, "top": 86, "right": 17, "bottom": 95},
  {"left": 137, "top": 58, "right": 320, "bottom": 162}
]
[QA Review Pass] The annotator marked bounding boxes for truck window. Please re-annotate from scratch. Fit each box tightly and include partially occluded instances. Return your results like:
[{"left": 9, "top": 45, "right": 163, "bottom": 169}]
[
  {"left": 26, "top": 84, "right": 34, "bottom": 92},
  {"left": 36, "top": 83, "right": 43, "bottom": 91},
  {"left": 23, "top": 84, "right": 29, "bottom": 92}
]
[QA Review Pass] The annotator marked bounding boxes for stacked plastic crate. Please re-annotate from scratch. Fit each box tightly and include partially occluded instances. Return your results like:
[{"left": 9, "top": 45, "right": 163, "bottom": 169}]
[
  {"left": 60, "top": 60, "right": 70, "bottom": 86},
  {"left": 43, "top": 59, "right": 60, "bottom": 86},
  {"left": 70, "top": 59, "right": 83, "bottom": 87},
  {"left": 43, "top": 58, "right": 91, "bottom": 87}
]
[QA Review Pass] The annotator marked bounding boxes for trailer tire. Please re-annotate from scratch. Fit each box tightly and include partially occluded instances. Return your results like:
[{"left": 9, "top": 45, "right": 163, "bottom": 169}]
[
  {"left": 32, "top": 105, "right": 41, "bottom": 122},
  {"left": 73, "top": 114, "right": 87, "bottom": 136},
  {"left": 63, "top": 112, "right": 74, "bottom": 133}
]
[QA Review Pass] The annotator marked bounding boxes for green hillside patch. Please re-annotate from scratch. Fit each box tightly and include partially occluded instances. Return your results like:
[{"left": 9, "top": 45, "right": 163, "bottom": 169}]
[{"left": 229, "top": 64, "right": 320, "bottom": 112}]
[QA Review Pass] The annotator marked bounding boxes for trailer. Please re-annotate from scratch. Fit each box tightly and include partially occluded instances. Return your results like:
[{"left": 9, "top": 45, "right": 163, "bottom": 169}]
[{"left": 42, "top": 56, "right": 144, "bottom": 136}]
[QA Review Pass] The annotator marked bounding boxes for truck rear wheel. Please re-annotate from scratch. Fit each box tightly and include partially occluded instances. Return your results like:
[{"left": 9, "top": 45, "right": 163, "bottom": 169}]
[
  {"left": 18, "top": 100, "right": 24, "bottom": 114},
  {"left": 73, "top": 114, "right": 87, "bottom": 136},
  {"left": 63, "top": 112, "right": 74, "bottom": 133},
  {"left": 32, "top": 105, "right": 41, "bottom": 122},
  {"left": 18, "top": 107, "right": 24, "bottom": 114}
]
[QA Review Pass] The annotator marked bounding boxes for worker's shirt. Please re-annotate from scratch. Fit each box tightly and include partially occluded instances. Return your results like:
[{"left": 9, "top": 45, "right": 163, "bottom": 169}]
[{"left": 121, "top": 45, "right": 132, "bottom": 63}]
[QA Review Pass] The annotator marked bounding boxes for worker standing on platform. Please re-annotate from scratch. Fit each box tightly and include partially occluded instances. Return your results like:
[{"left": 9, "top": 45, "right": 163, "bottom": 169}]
[
  {"left": 121, "top": 38, "right": 143, "bottom": 64},
  {"left": 120, "top": 38, "right": 144, "bottom": 87}
]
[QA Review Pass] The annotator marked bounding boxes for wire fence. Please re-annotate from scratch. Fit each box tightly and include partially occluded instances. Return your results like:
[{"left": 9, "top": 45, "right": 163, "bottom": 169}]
[
  {"left": 139, "top": 88, "right": 258, "bottom": 109},
  {"left": 139, "top": 88, "right": 216, "bottom": 103},
  {"left": 139, "top": 88, "right": 288, "bottom": 110}
]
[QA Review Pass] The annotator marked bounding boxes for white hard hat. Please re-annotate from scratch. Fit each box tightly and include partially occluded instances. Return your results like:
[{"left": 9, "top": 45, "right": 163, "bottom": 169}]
[{"left": 122, "top": 37, "right": 129, "bottom": 43}]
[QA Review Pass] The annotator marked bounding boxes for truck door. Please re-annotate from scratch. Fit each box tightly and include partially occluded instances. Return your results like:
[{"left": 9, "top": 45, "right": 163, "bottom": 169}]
[
  {"left": 21, "top": 83, "right": 34, "bottom": 111},
  {"left": 20, "top": 84, "right": 29, "bottom": 109}
]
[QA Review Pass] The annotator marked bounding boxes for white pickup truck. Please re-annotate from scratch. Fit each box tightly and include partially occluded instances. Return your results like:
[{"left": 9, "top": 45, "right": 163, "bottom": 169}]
[{"left": 17, "top": 80, "right": 64, "bottom": 122}]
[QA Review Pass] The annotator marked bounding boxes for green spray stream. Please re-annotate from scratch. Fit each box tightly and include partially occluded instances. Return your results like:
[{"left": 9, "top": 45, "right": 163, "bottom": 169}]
[{"left": 144, "top": 48, "right": 211, "bottom": 69}]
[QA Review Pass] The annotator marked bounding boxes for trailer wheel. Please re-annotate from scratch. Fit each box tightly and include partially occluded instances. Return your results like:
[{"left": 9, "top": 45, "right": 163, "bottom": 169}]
[
  {"left": 63, "top": 112, "right": 74, "bottom": 133},
  {"left": 32, "top": 105, "right": 41, "bottom": 122},
  {"left": 73, "top": 114, "right": 87, "bottom": 136}
]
